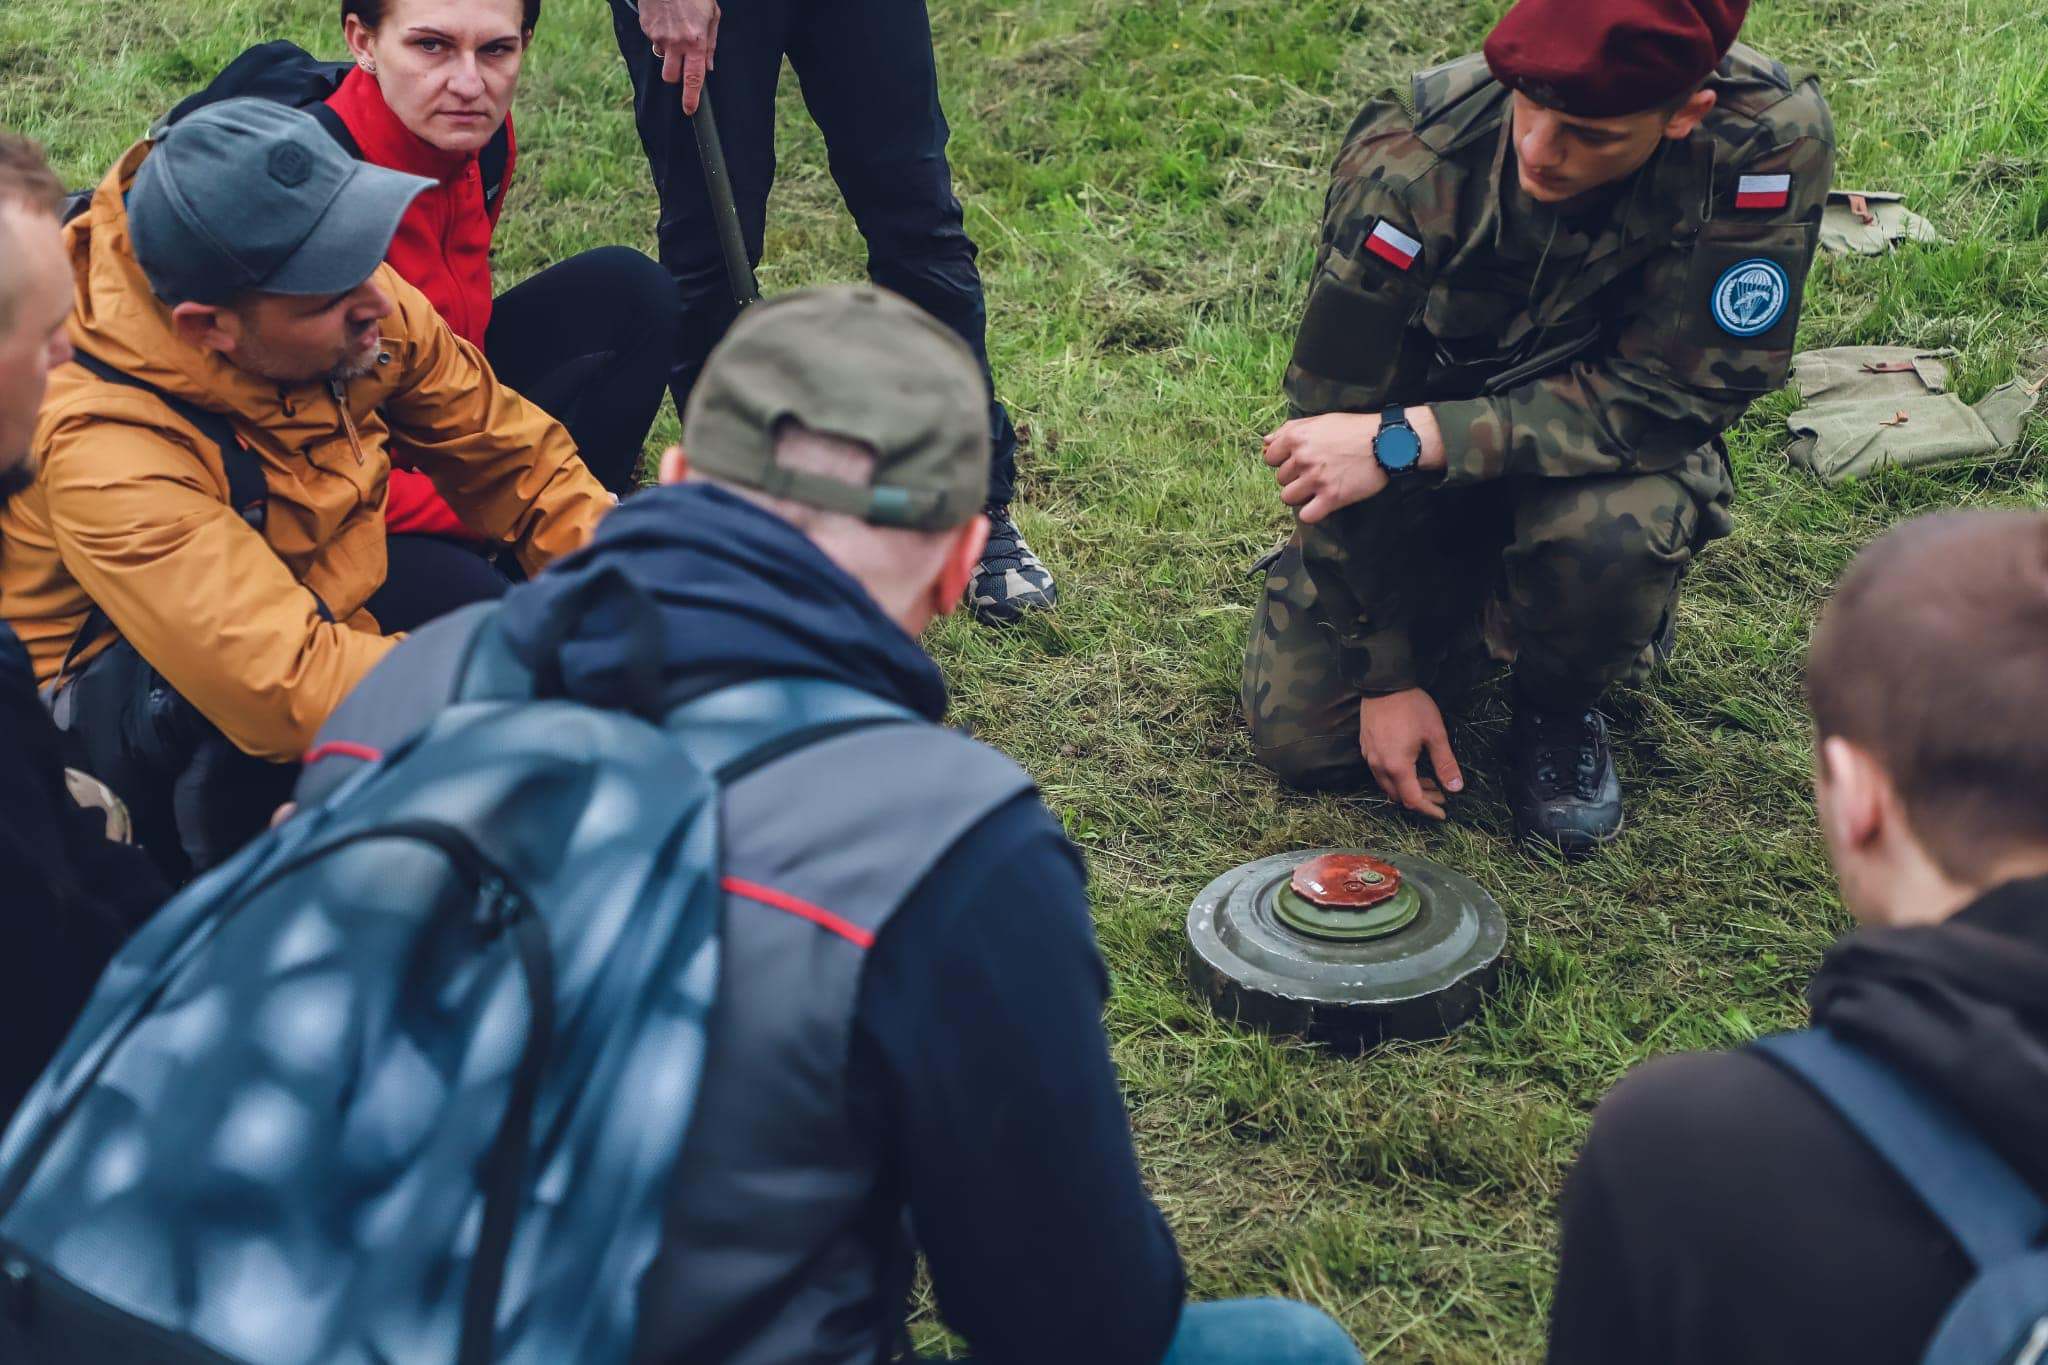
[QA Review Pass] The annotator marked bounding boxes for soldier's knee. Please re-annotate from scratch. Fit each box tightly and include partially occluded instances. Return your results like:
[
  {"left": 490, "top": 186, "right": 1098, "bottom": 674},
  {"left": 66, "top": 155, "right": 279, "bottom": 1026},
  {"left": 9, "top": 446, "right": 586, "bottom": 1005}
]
[
  {"left": 1512, "top": 474, "right": 1700, "bottom": 587},
  {"left": 1251, "top": 734, "right": 1371, "bottom": 792},
  {"left": 1243, "top": 670, "right": 1360, "bottom": 792}
]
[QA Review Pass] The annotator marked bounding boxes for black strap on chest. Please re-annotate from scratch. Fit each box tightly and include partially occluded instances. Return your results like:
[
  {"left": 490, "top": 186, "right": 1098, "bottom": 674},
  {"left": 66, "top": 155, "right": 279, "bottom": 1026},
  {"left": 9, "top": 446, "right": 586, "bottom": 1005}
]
[
  {"left": 307, "top": 101, "right": 363, "bottom": 162},
  {"left": 56, "top": 352, "right": 276, "bottom": 682},
  {"left": 68, "top": 352, "right": 265, "bottom": 529},
  {"left": 478, "top": 124, "right": 510, "bottom": 210}
]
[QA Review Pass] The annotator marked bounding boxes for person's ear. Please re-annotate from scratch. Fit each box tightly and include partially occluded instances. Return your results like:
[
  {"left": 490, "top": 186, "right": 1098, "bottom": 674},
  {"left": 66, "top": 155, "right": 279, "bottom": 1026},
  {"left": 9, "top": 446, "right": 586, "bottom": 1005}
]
[
  {"left": 343, "top": 15, "right": 378, "bottom": 68},
  {"left": 928, "top": 514, "right": 991, "bottom": 621},
  {"left": 1661, "top": 87, "right": 1717, "bottom": 141},
  {"left": 657, "top": 445, "right": 691, "bottom": 485},
  {"left": 169, "top": 302, "right": 240, "bottom": 359},
  {"left": 1818, "top": 735, "right": 1888, "bottom": 853}
]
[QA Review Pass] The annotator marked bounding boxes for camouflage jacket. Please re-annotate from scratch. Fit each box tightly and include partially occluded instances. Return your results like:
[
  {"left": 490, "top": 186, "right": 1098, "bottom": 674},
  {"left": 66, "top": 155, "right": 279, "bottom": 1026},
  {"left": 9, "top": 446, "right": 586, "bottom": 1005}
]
[{"left": 1285, "top": 45, "right": 1834, "bottom": 690}]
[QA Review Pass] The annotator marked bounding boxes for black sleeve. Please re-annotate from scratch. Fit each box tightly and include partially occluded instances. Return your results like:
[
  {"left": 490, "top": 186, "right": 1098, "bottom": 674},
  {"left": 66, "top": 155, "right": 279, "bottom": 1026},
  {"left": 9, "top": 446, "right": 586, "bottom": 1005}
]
[
  {"left": 0, "top": 629, "right": 165, "bottom": 1122},
  {"left": 1546, "top": 1050, "right": 1971, "bottom": 1365},
  {"left": 1546, "top": 1106, "right": 1648, "bottom": 1365},
  {"left": 852, "top": 793, "right": 1185, "bottom": 1365}
]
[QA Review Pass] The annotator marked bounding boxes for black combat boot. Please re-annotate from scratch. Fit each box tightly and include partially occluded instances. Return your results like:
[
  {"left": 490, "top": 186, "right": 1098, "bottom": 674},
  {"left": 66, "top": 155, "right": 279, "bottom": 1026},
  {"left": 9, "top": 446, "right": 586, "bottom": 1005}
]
[
  {"left": 968, "top": 504, "right": 1057, "bottom": 625},
  {"left": 1507, "top": 697, "right": 1622, "bottom": 856}
]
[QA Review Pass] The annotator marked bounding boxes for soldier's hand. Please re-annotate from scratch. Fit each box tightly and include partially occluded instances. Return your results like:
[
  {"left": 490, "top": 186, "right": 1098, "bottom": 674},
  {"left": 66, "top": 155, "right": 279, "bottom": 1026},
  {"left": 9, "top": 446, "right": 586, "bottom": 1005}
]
[
  {"left": 1263, "top": 413, "right": 1388, "bottom": 524},
  {"left": 1359, "top": 689, "right": 1465, "bottom": 821},
  {"left": 640, "top": 0, "right": 721, "bottom": 116}
]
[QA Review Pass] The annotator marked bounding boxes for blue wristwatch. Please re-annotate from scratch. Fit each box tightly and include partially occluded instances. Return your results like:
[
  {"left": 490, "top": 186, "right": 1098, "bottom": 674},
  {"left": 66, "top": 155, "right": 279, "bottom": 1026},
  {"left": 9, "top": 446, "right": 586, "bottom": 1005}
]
[{"left": 1374, "top": 406, "right": 1423, "bottom": 476}]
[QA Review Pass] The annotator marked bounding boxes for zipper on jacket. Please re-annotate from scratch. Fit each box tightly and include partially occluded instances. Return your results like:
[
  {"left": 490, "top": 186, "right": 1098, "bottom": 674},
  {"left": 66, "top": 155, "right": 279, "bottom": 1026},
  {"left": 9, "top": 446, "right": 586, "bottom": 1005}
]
[{"left": 331, "top": 380, "right": 367, "bottom": 465}]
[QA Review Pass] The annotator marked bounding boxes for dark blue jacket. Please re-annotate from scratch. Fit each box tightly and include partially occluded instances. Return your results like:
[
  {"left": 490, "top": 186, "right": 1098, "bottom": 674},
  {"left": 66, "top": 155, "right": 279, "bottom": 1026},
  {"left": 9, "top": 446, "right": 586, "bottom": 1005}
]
[{"left": 498, "top": 485, "right": 1185, "bottom": 1363}]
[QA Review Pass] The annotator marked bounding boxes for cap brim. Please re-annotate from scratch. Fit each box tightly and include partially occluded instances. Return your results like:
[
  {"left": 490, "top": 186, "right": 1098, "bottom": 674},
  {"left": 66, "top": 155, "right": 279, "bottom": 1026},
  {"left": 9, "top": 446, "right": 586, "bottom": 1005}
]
[{"left": 260, "top": 161, "right": 433, "bottom": 298}]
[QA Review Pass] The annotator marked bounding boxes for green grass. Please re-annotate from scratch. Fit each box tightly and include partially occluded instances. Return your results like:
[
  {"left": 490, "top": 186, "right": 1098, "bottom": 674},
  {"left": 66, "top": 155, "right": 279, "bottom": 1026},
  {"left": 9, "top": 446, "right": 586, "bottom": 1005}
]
[{"left": 6, "top": 0, "right": 2048, "bottom": 1357}]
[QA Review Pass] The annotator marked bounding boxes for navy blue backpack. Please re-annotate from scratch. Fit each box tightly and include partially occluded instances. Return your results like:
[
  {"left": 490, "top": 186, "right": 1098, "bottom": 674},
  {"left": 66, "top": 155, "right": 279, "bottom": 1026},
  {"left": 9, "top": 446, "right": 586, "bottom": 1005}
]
[
  {"left": 1755, "top": 1030, "right": 2048, "bottom": 1365},
  {"left": 0, "top": 603, "right": 913, "bottom": 1363}
]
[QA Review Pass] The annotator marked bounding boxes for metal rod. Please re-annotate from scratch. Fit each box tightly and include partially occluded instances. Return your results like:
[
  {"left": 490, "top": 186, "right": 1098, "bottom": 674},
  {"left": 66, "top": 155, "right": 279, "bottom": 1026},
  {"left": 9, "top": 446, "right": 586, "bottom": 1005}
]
[{"left": 688, "top": 87, "right": 762, "bottom": 309}]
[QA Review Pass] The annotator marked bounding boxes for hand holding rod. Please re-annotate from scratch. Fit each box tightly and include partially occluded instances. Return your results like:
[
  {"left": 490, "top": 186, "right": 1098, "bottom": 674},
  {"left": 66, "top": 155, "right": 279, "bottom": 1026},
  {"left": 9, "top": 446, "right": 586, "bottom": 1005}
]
[{"left": 689, "top": 87, "right": 763, "bottom": 309}]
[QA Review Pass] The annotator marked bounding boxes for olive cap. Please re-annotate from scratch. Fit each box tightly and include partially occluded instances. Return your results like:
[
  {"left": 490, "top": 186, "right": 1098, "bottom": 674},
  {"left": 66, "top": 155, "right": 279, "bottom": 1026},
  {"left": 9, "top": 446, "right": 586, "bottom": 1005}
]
[{"left": 683, "top": 287, "right": 991, "bottom": 531}]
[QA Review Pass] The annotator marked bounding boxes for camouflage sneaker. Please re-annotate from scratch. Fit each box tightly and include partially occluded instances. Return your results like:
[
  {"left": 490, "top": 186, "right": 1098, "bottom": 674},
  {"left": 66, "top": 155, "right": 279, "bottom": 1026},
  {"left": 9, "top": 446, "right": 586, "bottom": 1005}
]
[{"left": 969, "top": 504, "right": 1058, "bottom": 625}]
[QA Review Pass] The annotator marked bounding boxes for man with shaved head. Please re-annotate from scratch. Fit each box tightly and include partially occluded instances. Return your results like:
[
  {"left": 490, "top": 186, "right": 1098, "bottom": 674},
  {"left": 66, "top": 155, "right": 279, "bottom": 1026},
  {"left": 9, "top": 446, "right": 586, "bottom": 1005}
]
[{"left": 1550, "top": 509, "right": 2048, "bottom": 1362}]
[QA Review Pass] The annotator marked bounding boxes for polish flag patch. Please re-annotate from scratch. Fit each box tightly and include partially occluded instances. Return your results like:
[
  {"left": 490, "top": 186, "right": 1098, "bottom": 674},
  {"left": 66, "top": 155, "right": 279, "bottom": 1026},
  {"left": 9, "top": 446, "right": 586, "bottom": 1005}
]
[
  {"left": 1735, "top": 173, "right": 1792, "bottom": 210},
  {"left": 1364, "top": 219, "right": 1422, "bottom": 271}
]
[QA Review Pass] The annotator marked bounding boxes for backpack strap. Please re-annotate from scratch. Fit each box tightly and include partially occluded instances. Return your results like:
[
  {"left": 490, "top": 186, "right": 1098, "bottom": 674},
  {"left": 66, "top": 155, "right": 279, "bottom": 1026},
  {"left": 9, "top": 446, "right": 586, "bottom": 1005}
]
[
  {"left": 307, "top": 101, "right": 364, "bottom": 161},
  {"left": 55, "top": 352, "right": 273, "bottom": 685},
  {"left": 294, "top": 602, "right": 523, "bottom": 808},
  {"left": 664, "top": 677, "right": 921, "bottom": 781},
  {"left": 67, "top": 351, "right": 264, "bottom": 530},
  {"left": 1753, "top": 1030, "right": 2048, "bottom": 1268},
  {"left": 299, "top": 595, "right": 915, "bottom": 803},
  {"left": 451, "top": 607, "right": 539, "bottom": 702},
  {"left": 479, "top": 124, "right": 511, "bottom": 211}
]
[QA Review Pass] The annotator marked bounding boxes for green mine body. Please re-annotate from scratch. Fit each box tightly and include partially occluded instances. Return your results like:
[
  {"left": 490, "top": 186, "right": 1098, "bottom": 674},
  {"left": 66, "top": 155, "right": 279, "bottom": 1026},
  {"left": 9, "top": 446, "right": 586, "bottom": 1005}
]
[{"left": 1185, "top": 849, "right": 1508, "bottom": 1047}]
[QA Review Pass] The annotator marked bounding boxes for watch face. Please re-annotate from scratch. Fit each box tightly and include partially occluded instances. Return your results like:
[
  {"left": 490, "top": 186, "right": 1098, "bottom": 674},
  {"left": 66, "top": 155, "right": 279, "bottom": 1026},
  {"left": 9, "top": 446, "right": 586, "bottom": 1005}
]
[{"left": 1377, "top": 424, "right": 1423, "bottom": 471}]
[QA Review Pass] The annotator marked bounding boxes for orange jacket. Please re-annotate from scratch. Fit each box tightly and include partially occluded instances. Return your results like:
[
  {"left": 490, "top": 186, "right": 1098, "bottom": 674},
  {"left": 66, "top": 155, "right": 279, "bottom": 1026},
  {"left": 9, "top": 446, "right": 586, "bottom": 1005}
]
[{"left": 0, "top": 140, "right": 611, "bottom": 761}]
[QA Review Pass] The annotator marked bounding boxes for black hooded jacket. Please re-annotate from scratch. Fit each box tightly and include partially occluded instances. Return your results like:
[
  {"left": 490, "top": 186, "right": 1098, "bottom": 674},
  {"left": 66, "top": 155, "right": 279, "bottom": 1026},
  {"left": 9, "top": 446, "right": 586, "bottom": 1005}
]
[
  {"left": 0, "top": 623, "right": 166, "bottom": 1124},
  {"left": 493, "top": 485, "right": 1185, "bottom": 1363},
  {"left": 1548, "top": 875, "right": 2048, "bottom": 1364}
]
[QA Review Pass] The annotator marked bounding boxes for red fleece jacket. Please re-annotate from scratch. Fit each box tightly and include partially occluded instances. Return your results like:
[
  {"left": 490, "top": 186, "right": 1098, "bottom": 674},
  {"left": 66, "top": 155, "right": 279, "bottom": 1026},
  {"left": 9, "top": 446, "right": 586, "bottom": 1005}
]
[{"left": 327, "top": 68, "right": 518, "bottom": 538}]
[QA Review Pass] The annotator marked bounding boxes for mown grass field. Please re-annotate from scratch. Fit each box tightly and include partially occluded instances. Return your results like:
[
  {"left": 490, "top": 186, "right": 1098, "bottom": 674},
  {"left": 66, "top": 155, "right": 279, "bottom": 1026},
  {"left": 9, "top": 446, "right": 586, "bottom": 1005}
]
[{"left": 6, "top": 0, "right": 2048, "bottom": 1357}]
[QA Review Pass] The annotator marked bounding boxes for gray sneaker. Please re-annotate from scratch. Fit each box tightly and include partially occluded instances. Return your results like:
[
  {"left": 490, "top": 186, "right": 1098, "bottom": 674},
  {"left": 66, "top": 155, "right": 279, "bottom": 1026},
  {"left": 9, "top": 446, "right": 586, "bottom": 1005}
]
[{"left": 969, "top": 504, "right": 1057, "bottom": 625}]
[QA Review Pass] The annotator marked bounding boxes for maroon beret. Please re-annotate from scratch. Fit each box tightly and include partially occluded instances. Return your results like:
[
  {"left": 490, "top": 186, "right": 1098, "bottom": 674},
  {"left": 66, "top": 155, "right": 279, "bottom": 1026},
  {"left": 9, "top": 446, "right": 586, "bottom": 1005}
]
[{"left": 1484, "top": 0, "right": 1749, "bottom": 119}]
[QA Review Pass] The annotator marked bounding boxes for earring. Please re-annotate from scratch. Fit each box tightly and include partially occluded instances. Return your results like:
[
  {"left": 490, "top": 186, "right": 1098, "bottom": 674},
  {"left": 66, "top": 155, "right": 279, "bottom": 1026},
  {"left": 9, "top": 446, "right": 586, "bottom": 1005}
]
[{"left": 360, "top": 59, "right": 377, "bottom": 74}]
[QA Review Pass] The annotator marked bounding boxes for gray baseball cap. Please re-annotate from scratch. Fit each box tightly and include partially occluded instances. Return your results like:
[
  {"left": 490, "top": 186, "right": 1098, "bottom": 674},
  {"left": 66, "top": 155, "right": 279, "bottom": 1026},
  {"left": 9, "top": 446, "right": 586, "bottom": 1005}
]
[{"left": 128, "top": 98, "right": 432, "bottom": 306}]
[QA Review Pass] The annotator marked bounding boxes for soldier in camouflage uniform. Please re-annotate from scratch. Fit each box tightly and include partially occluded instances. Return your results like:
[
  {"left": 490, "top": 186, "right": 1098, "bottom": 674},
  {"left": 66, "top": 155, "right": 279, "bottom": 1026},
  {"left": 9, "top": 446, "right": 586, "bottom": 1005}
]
[{"left": 1243, "top": 0, "right": 1833, "bottom": 853}]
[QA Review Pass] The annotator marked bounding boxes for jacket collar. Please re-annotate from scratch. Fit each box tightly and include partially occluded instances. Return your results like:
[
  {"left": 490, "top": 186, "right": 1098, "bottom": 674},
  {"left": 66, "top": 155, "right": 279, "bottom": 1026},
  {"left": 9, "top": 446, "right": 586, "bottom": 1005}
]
[
  {"left": 1950, "top": 874, "right": 2048, "bottom": 941},
  {"left": 498, "top": 484, "right": 954, "bottom": 723},
  {"left": 1806, "top": 873, "right": 2048, "bottom": 1192}
]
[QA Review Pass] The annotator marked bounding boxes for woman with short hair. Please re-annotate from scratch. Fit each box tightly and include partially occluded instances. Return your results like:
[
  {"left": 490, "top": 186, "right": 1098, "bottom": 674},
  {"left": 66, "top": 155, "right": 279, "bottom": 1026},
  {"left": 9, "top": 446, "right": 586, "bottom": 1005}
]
[{"left": 333, "top": 0, "right": 679, "bottom": 629}]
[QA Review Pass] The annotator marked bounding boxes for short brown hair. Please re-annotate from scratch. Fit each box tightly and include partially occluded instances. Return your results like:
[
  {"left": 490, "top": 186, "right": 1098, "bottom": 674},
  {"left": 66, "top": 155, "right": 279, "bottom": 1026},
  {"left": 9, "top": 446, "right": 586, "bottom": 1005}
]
[
  {"left": 342, "top": 0, "right": 541, "bottom": 31},
  {"left": 1808, "top": 510, "right": 2048, "bottom": 877},
  {"left": 0, "top": 130, "right": 64, "bottom": 219},
  {"left": 0, "top": 130, "right": 64, "bottom": 334}
]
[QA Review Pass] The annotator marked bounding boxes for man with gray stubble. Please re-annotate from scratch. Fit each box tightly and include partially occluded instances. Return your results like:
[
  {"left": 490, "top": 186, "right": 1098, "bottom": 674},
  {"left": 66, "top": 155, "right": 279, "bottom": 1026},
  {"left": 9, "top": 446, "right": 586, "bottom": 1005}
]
[{"left": 0, "top": 99, "right": 610, "bottom": 880}]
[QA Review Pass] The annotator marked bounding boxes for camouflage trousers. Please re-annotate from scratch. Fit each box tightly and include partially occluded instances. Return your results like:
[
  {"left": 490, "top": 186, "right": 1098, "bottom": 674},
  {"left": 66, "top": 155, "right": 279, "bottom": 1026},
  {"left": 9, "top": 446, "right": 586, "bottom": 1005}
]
[{"left": 1241, "top": 462, "right": 1730, "bottom": 791}]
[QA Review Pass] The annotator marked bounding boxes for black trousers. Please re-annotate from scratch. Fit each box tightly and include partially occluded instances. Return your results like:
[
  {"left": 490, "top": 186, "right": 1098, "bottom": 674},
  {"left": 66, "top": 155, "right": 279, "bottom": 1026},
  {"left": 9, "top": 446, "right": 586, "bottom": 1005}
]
[
  {"left": 2, "top": 625, "right": 166, "bottom": 1124},
  {"left": 609, "top": 0, "right": 1018, "bottom": 505},
  {"left": 60, "top": 539, "right": 517, "bottom": 883},
  {"left": 55, "top": 640, "right": 298, "bottom": 885},
  {"left": 486, "top": 244, "right": 680, "bottom": 495},
  {"left": 361, "top": 247, "right": 677, "bottom": 630}
]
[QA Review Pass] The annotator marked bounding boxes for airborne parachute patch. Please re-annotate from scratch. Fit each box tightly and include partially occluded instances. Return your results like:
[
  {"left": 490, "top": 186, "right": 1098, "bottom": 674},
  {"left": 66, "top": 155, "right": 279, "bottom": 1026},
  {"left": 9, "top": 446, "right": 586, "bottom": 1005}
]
[{"left": 1710, "top": 257, "right": 1792, "bottom": 338}]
